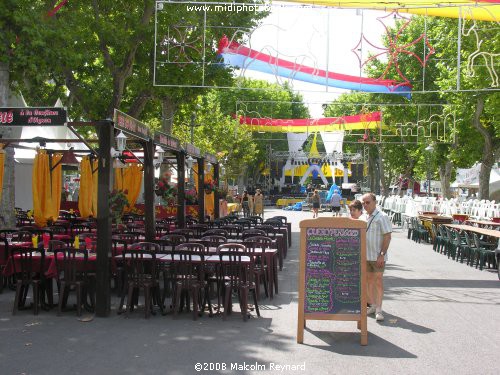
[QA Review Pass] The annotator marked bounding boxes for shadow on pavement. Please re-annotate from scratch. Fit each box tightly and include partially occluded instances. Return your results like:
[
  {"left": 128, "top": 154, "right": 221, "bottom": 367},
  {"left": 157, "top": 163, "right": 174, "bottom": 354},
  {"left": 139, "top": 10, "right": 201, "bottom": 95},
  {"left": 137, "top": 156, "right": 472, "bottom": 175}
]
[
  {"left": 370, "top": 312, "right": 435, "bottom": 334},
  {"left": 303, "top": 328, "right": 417, "bottom": 358},
  {"left": 385, "top": 276, "right": 500, "bottom": 289}
]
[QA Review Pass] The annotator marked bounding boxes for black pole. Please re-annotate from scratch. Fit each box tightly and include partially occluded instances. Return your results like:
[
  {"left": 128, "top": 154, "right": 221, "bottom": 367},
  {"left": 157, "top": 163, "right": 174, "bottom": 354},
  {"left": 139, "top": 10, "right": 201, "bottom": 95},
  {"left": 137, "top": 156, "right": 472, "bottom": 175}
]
[
  {"left": 197, "top": 158, "right": 205, "bottom": 223},
  {"left": 214, "top": 163, "right": 220, "bottom": 219},
  {"left": 177, "top": 151, "right": 186, "bottom": 228},
  {"left": 96, "top": 120, "right": 113, "bottom": 317},
  {"left": 143, "top": 139, "right": 156, "bottom": 240}
]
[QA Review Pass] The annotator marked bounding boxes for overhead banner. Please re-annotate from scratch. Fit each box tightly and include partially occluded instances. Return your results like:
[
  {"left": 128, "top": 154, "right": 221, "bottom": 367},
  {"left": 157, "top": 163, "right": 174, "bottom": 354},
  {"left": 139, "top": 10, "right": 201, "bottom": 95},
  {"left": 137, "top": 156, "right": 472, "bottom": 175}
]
[
  {"left": 281, "top": 1, "right": 500, "bottom": 22},
  {"left": 218, "top": 37, "right": 412, "bottom": 98},
  {"left": 239, "top": 112, "right": 381, "bottom": 133},
  {"left": 0, "top": 107, "right": 67, "bottom": 126}
]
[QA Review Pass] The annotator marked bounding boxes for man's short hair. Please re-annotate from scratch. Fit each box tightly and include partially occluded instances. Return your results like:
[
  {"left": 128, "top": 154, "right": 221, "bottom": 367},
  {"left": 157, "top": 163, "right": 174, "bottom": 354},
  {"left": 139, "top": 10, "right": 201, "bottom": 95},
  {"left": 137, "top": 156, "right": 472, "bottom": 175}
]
[{"left": 362, "top": 192, "right": 377, "bottom": 203}]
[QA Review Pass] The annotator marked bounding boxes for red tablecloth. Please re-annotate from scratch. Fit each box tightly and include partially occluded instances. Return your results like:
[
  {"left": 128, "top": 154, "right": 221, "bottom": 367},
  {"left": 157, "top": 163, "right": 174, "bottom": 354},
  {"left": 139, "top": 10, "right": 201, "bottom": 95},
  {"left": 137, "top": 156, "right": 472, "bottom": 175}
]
[{"left": 0, "top": 242, "right": 32, "bottom": 266}]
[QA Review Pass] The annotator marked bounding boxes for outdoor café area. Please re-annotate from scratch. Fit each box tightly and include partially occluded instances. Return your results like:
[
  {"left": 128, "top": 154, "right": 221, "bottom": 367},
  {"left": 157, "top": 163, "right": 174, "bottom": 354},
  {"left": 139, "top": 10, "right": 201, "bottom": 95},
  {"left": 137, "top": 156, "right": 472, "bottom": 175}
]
[
  {"left": 0, "top": 108, "right": 292, "bottom": 320},
  {"left": 381, "top": 195, "right": 500, "bottom": 275}
]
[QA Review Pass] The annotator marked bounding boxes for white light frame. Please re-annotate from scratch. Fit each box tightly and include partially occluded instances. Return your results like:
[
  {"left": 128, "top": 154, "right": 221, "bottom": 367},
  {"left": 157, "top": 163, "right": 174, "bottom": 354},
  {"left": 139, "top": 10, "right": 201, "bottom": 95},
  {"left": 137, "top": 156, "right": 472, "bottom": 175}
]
[{"left": 116, "top": 131, "right": 127, "bottom": 152}]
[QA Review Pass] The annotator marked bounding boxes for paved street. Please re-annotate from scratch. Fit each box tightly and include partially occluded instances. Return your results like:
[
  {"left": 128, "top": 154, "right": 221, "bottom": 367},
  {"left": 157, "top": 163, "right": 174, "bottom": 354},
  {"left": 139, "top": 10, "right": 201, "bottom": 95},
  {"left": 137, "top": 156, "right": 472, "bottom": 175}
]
[{"left": 1, "top": 208, "right": 499, "bottom": 375}]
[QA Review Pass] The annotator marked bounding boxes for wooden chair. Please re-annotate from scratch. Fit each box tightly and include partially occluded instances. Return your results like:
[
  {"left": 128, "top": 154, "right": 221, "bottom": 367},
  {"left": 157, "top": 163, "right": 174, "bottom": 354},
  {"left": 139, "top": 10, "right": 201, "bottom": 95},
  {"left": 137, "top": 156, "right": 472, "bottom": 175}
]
[
  {"left": 170, "top": 248, "right": 213, "bottom": 319},
  {"left": 11, "top": 248, "right": 44, "bottom": 315},
  {"left": 53, "top": 247, "right": 94, "bottom": 316},
  {"left": 217, "top": 243, "right": 259, "bottom": 321},
  {"left": 118, "top": 248, "right": 164, "bottom": 318}
]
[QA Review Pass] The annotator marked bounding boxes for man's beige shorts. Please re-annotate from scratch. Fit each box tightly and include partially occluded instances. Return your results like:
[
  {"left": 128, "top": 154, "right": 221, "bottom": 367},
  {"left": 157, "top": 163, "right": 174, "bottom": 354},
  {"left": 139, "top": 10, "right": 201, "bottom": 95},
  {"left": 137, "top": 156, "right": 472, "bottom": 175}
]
[{"left": 367, "top": 261, "right": 385, "bottom": 273}]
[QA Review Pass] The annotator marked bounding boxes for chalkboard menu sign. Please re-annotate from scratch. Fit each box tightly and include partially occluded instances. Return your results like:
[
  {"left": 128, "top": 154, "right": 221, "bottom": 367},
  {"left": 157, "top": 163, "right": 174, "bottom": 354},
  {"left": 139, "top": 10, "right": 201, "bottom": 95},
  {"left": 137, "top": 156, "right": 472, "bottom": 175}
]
[
  {"left": 305, "top": 227, "right": 361, "bottom": 314},
  {"left": 298, "top": 217, "right": 367, "bottom": 346}
]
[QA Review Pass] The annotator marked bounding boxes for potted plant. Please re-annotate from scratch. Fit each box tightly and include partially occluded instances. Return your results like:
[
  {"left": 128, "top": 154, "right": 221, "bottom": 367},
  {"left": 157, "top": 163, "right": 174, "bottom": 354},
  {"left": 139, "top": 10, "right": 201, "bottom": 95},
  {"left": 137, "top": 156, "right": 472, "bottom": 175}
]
[
  {"left": 203, "top": 179, "right": 217, "bottom": 194},
  {"left": 109, "top": 189, "right": 129, "bottom": 224},
  {"left": 185, "top": 188, "right": 198, "bottom": 205},
  {"left": 156, "top": 172, "right": 177, "bottom": 206}
]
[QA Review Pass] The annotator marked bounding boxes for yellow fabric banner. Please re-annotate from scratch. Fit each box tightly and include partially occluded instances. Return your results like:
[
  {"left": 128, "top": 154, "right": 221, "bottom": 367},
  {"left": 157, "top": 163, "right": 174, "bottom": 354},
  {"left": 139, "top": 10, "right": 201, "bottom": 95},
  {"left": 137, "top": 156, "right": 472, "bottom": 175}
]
[
  {"left": 32, "top": 150, "right": 52, "bottom": 227},
  {"left": 49, "top": 154, "right": 63, "bottom": 221},
  {"left": 78, "top": 156, "right": 94, "bottom": 218}
]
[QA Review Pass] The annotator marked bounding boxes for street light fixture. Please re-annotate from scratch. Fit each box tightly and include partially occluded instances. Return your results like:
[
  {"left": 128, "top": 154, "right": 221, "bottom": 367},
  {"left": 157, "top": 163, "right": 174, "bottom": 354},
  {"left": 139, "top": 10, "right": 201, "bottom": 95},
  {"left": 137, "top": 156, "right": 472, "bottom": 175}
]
[{"left": 116, "top": 131, "right": 127, "bottom": 152}]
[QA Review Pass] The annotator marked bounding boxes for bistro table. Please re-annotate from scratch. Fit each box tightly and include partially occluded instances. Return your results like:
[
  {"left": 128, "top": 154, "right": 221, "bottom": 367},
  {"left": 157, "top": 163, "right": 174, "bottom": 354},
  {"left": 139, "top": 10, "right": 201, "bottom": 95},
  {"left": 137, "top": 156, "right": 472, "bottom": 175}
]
[
  {"left": 419, "top": 213, "right": 453, "bottom": 242},
  {"left": 465, "top": 220, "right": 500, "bottom": 228},
  {"left": 444, "top": 224, "right": 500, "bottom": 239}
]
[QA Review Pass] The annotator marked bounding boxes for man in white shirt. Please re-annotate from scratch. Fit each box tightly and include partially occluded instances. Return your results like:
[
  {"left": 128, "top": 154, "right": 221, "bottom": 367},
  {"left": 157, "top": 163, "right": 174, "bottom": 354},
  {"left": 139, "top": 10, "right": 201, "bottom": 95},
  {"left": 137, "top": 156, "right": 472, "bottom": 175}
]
[
  {"left": 362, "top": 193, "right": 392, "bottom": 321},
  {"left": 330, "top": 190, "right": 342, "bottom": 216}
]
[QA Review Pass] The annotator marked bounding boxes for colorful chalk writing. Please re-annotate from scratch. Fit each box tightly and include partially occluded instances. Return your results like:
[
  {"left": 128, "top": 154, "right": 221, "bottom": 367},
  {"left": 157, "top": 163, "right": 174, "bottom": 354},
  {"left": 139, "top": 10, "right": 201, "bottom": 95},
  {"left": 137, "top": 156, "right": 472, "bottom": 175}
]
[{"left": 304, "top": 228, "right": 361, "bottom": 314}]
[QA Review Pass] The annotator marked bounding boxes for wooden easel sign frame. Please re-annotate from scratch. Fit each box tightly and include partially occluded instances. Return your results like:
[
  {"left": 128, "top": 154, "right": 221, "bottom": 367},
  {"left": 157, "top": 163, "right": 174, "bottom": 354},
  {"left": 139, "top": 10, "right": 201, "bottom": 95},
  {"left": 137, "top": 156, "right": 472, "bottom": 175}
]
[{"left": 297, "top": 217, "right": 367, "bottom": 346}]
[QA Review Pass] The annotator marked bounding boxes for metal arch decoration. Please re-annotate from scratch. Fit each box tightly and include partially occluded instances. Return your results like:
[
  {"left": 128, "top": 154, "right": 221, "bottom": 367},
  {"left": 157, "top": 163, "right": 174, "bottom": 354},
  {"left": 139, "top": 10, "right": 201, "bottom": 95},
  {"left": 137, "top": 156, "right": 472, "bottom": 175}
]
[
  {"left": 351, "top": 11, "right": 435, "bottom": 88},
  {"left": 387, "top": 111, "right": 457, "bottom": 144},
  {"left": 159, "top": 23, "right": 204, "bottom": 68},
  {"left": 461, "top": 11, "right": 500, "bottom": 87}
]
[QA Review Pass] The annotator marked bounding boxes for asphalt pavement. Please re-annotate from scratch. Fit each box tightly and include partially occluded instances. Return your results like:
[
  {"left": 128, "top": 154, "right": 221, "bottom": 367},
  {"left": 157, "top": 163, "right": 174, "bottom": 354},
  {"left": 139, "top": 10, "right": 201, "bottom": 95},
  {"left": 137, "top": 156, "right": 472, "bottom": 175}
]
[{"left": 1, "top": 208, "right": 498, "bottom": 375}]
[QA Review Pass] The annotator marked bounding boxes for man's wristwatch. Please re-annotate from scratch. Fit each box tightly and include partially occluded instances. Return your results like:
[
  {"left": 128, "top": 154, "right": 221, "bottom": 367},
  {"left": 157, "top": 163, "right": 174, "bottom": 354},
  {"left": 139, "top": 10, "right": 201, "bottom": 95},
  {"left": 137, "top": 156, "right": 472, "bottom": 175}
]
[{"left": 379, "top": 251, "right": 386, "bottom": 256}]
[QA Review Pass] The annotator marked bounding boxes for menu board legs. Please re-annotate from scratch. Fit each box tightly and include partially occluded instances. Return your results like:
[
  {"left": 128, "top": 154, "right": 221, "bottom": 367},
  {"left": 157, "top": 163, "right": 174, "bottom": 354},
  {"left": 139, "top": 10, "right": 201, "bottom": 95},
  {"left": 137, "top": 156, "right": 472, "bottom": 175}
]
[{"left": 297, "top": 218, "right": 368, "bottom": 346}]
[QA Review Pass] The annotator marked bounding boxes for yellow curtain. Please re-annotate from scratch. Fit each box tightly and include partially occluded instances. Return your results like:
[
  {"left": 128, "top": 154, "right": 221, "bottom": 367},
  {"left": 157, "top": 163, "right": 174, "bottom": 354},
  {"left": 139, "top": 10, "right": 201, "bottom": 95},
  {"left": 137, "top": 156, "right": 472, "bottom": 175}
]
[
  {"left": 32, "top": 150, "right": 52, "bottom": 227},
  {"left": 123, "top": 164, "right": 142, "bottom": 211},
  {"left": 92, "top": 159, "right": 99, "bottom": 217},
  {"left": 49, "top": 154, "right": 63, "bottom": 221},
  {"left": 204, "top": 165, "right": 215, "bottom": 218},
  {"left": 79, "top": 156, "right": 93, "bottom": 218},
  {"left": 114, "top": 168, "right": 124, "bottom": 191},
  {"left": 193, "top": 163, "right": 215, "bottom": 217},
  {"left": 0, "top": 150, "right": 4, "bottom": 202}
]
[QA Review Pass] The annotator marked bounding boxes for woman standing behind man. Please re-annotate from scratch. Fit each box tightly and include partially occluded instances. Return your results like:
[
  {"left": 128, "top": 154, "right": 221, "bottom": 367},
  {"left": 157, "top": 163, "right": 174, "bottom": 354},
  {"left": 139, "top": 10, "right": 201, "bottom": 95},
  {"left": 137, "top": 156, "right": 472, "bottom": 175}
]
[
  {"left": 241, "top": 190, "right": 251, "bottom": 217},
  {"left": 311, "top": 190, "right": 321, "bottom": 218},
  {"left": 253, "top": 189, "right": 264, "bottom": 219}
]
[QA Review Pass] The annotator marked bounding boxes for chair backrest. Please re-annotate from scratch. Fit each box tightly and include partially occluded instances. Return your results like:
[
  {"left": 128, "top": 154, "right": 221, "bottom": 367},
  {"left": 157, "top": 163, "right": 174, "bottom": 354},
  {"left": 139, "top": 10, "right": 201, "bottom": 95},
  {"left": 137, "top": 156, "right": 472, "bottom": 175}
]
[
  {"left": 220, "top": 224, "right": 243, "bottom": 239},
  {"left": 13, "top": 230, "right": 33, "bottom": 243},
  {"left": 70, "top": 223, "right": 91, "bottom": 237},
  {"left": 216, "top": 243, "right": 246, "bottom": 253},
  {"left": 171, "top": 228, "right": 195, "bottom": 241},
  {"left": 202, "top": 229, "right": 229, "bottom": 238},
  {"left": 242, "top": 229, "right": 266, "bottom": 239},
  {"left": 233, "top": 219, "right": 252, "bottom": 229},
  {"left": 243, "top": 236, "right": 273, "bottom": 251},
  {"left": 11, "top": 247, "right": 41, "bottom": 282},
  {"left": 463, "top": 231, "right": 474, "bottom": 247},
  {"left": 159, "top": 234, "right": 187, "bottom": 247},
  {"left": 188, "top": 224, "right": 209, "bottom": 237},
  {"left": 170, "top": 250, "right": 205, "bottom": 286},
  {"left": 53, "top": 247, "right": 86, "bottom": 283},
  {"left": 155, "top": 224, "right": 170, "bottom": 237},
  {"left": 129, "top": 242, "right": 161, "bottom": 252},
  {"left": 255, "top": 225, "right": 277, "bottom": 238},
  {"left": 217, "top": 248, "right": 254, "bottom": 286},
  {"left": 48, "top": 240, "right": 67, "bottom": 252},
  {"left": 264, "top": 219, "right": 283, "bottom": 227},
  {"left": 271, "top": 216, "right": 287, "bottom": 224},
  {"left": 248, "top": 215, "right": 264, "bottom": 224},
  {"left": 122, "top": 249, "right": 158, "bottom": 285},
  {"left": 175, "top": 242, "right": 205, "bottom": 252},
  {"left": 199, "top": 235, "right": 227, "bottom": 247}
]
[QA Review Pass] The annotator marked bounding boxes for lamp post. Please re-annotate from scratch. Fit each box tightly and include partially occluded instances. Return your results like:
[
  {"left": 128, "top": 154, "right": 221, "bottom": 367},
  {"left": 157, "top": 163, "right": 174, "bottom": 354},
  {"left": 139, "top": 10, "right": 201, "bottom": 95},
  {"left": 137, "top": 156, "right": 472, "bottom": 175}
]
[{"left": 425, "top": 144, "right": 434, "bottom": 197}]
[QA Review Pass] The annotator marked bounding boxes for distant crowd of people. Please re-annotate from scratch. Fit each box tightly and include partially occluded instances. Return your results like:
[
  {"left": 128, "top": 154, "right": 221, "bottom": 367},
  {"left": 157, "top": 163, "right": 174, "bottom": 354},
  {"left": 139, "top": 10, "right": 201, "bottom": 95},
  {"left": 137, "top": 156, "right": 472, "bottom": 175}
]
[{"left": 239, "top": 189, "right": 264, "bottom": 218}]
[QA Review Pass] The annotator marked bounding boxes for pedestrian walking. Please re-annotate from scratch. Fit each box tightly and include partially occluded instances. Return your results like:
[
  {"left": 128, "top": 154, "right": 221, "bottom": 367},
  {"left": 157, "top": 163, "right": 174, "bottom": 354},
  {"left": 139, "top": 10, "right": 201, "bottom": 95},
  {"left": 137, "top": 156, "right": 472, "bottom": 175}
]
[
  {"left": 362, "top": 193, "right": 392, "bottom": 322},
  {"left": 253, "top": 189, "right": 264, "bottom": 219},
  {"left": 330, "top": 189, "right": 342, "bottom": 216},
  {"left": 311, "top": 190, "right": 320, "bottom": 218},
  {"left": 241, "top": 190, "right": 250, "bottom": 217}
]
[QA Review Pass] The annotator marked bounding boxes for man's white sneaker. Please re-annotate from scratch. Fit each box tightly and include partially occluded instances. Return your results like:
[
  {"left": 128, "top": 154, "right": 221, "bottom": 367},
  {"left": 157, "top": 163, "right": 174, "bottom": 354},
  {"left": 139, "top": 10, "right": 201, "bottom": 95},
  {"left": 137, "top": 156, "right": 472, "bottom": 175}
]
[
  {"left": 367, "top": 306, "right": 376, "bottom": 315},
  {"left": 375, "top": 312, "right": 384, "bottom": 321}
]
